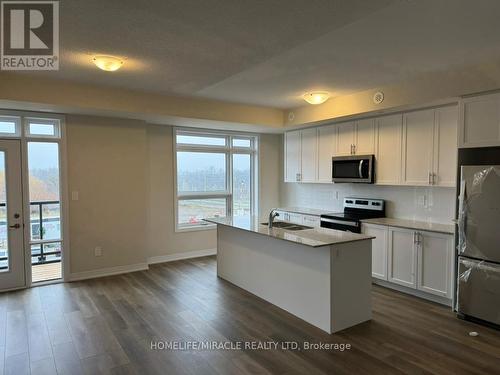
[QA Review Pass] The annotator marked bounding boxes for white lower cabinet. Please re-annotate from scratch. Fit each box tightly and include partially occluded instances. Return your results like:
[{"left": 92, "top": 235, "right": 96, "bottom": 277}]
[
  {"left": 388, "top": 227, "right": 417, "bottom": 288},
  {"left": 362, "top": 223, "right": 388, "bottom": 280},
  {"left": 362, "top": 223, "right": 454, "bottom": 303},
  {"left": 417, "top": 231, "right": 454, "bottom": 298}
]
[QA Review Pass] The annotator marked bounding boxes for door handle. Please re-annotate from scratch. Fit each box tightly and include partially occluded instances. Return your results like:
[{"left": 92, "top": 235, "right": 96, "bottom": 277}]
[
  {"left": 9, "top": 223, "right": 20, "bottom": 229},
  {"left": 359, "top": 160, "right": 364, "bottom": 178}
]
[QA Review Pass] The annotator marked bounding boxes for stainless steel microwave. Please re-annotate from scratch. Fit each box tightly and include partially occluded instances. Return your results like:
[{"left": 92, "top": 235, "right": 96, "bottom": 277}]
[{"left": 332, "top": 155, "right": 374, "bottom": 183}]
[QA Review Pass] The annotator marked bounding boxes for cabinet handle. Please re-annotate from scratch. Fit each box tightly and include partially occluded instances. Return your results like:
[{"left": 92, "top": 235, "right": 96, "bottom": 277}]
[
  {"left": 416, "top": 232, "right": 422, "bottom": 245},
  {"left": 413, "top": 231, "right": 416, "bottom": 243},
  {"left": 432, "top": 173, "right": 436, "bottom": 185},
  {"left": 428, "top": 172, "right": 432, "bottom": 185}
]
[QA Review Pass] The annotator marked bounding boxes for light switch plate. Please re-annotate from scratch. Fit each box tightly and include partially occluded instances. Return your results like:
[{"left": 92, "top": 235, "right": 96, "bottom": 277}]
[
  {"left": 94, "top": 247, "right": 102, "bottom": 257},
  {"left": 71, "top": 191, "right": 79, "bottom": 201}
]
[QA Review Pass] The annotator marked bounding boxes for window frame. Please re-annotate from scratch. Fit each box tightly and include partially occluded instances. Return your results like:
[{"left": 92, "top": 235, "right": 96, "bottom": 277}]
[
  {"left": 25, "top": 117, "right": 61, "bottom": 138},
  {"left": 0, "top": 115, "right": 22, "bottom": 137},
  {"left": 174, "top": 128, "right": 258, "bottom": 232}
]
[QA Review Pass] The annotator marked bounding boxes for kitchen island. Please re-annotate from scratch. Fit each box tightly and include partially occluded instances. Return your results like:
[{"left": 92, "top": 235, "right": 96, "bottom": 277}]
[{"left": 204, "top": 216, "right": 375, "bottom": 333}]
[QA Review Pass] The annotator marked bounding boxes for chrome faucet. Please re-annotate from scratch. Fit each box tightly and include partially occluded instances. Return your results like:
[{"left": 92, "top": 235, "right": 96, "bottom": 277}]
[{"left": 268, "top": 209, "right": 280, "bottom": 229}]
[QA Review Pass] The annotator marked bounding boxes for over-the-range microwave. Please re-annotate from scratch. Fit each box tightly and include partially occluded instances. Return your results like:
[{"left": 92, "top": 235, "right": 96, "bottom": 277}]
[{"left": 332, "top": 155, "right": 374, "bottom": 183}]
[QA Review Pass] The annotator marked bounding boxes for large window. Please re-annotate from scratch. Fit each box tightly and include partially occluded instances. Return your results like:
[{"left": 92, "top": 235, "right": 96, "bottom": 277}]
[{"left": 174, "top": 129, "right": 257, "bottom": 230}]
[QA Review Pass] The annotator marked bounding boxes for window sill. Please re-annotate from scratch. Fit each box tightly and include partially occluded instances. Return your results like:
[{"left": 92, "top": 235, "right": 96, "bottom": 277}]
[{"left": 175, "top": 224, "right": 217, "bottom": 233}]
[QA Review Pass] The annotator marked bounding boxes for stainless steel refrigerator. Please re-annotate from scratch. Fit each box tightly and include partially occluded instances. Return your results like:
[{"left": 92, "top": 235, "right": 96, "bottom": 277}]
[{"left": 457, "top": 164, "right": 500, "bottom": 326}]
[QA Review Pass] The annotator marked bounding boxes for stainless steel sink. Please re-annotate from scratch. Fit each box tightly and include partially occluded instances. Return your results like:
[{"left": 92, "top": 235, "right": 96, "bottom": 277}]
[{"left": 260, "top": 221, "right": 312, "bottom": 231}]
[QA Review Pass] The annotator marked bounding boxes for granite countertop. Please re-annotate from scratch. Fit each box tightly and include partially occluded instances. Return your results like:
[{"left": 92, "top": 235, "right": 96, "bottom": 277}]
[
  {"left": 204, "top": 216, "right": 374, "bottom": 248},
  {"left": 361, "top": 217, "right": 455, "bottom": 235},
  {"left": 276, "top": 207, "right": 335, "bottom": 216}
]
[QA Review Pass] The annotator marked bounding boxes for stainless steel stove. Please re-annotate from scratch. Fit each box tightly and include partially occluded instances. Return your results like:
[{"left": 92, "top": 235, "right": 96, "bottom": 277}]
[{"left": 320, "top": 198, "right": 385, "bottom": 233}]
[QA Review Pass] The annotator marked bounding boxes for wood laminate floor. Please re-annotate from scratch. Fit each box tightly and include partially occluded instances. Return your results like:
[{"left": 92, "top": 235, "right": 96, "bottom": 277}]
[{"left": 0, "top": 256, "right": 499, "bottom": 375}]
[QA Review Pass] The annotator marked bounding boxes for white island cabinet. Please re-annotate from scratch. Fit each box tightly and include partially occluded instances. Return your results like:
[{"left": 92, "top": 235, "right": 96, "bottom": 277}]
[{"left": 205, "top": 216, "right": 375, "bottom": 334}]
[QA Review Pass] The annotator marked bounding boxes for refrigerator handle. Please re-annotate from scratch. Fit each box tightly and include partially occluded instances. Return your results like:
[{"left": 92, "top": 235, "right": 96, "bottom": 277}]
[
  {"left": 458, "top": 179, "right": 466, "bottom": 224},
  {"left": 457, "top": 178, "right": 467, "bottom": 251}
]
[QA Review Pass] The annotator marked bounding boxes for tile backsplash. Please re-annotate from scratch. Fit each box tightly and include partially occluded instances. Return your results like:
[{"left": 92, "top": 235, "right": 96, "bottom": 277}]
[{"left": 280, "top": 183, "right": 456, "bottom": 224}]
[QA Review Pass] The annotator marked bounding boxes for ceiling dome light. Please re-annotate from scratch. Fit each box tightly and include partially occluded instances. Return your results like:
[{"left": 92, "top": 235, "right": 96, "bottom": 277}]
[
  {"left": 92, "top": 55, "right": 124, "bottom": 71},
  {"left": 302, "top": 91, "right": 330, "bottom": 105}
]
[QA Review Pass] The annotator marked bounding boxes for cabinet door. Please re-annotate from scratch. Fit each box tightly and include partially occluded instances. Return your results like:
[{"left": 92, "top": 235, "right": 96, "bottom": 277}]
[
  {"left": 355, "top": 118, "right": 375, "bottom": 155},
  {"left": 335, "top": 121, "right": 355, "bottom": 156},
  {"left": 317, "top": 125, "right": 336, "bottom": 183},
  {"left": 417, "top": 231, "right": 453, "bottom": 298},
  {"left": 433, "top": 106, "right": 458, "bottom": 187},
  {"left": 388, "top": 227, "right": 417, "bottom": 288},
  {"left": 461, "top": 94, "right": 500, "bottom": 148},
  {"left": 375, "top": 114, "right": 402, "bottom": 185},
  {"left": 284, "top": 130, "right": 301, "bottom": 182},
  {"left": 300, "top": 128, "right": 318, "bottom": 182},
  {"left": 362, "top": 224, "right": 388, "bottom": 280},
  {"left": 402, "top": 109, "right": 434, "bottom": 186}
]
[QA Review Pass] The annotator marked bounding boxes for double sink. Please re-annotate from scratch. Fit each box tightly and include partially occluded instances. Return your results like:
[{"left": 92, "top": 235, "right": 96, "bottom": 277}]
[{"left": 260, "top": 221, "right": 313, "bottom": 231}]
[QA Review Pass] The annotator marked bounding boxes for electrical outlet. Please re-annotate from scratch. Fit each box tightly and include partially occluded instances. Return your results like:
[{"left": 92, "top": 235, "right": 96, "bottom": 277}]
[
  {"left": 334, "top": 191, "right": 339, "bottom": 200},
  {"left": 94, "top": 246, "right": 102, "bottom": 257}
]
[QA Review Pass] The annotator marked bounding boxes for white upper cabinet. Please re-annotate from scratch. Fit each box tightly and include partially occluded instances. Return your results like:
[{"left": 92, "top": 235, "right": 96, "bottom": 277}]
[
  {"left": 417, "top": 231, "right": 453, "bottom": 298},
  {"left": 300, "top": 127, "right": 318, "bottom": 183},
  {"left": 317, "top": 125, "right": 336, "bottom": 183},
  {"left": 335, "top": 121, "right": 355, "bottom": 156},
  {"left": 460, "top": 93, "right": 500, "bottom": 148},
  {"left": 355, "top": 118, "right": 376, "bottom": 155},
  {"left": 402, "top": 106, "right": 458, "bottom": 186},
  {"left": 334, "top": 120, "right": 375, "bottom": 156},
  {"left": 283, "top": 105, "right": 457, "bottom": 186},
  {"left": 402, "top": 109, "right": 435, "bottom": 186},
  {"left": 433, "top": 106, "right": 458, "bottom": 187},
  {"left": 284, "top": 130, "right": 301, "bottom": 182},
  {"left": 375, "top": 114, "right": 402, "bottom": 185}
]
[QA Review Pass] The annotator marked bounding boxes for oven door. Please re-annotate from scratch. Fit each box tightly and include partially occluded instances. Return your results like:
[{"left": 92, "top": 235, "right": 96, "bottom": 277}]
[
  {"left": 320, "top": 217, "right": 361, "bottom": 233},
  {"left": 332, "top": 155, "right": 374, "bottom": 183}
]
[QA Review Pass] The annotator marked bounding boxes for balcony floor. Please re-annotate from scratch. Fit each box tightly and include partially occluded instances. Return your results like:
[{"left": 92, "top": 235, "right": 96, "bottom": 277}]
[{"left": 32, "top": 262, "right": 62, "bottom": 283}]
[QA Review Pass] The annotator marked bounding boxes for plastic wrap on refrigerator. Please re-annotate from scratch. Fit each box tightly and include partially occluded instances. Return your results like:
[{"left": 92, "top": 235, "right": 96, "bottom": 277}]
[
  {"left": 457, "top": 257, "right": 500, "bottom": 325},
  {"left": 458, "top": 166, "right": 500, "bottom": 262}
]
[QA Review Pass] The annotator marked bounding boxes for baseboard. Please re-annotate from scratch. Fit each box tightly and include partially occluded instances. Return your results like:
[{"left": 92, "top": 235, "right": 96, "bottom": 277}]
[
  {"left": 68, "top": 248, "right": 217, "bottom": 281},
  {"left": 69, "top": 262, "right": 149, "bottom": 282},
  {"left": 148, "top": 248, "right": 217, "bottom": 265},
  {"left": 373, "top": 279, "right": 452, "bottom": 307}
]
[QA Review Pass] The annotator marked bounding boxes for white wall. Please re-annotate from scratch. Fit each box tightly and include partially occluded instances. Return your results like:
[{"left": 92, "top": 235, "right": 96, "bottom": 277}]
[
  {"left": 67, "top": 115, "right": 149, "bottom": 273},
  {"left": 280, "top": 183, "right": 456, "bottom": 224},
  {"left": 258, "top": 134, "right": 283, "bottom": 221},
  {"left": 66, "top": 115, "right": 282, "bottom": 274}
]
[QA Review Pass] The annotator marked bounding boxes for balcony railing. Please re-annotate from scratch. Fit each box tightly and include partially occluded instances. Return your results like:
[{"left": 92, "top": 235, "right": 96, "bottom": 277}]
[
  {"left": 30, "top": 200, "right": 61, "bottom": 265},
  {"left": 0, "top": 200, "right": 61, "bottom": 270}
]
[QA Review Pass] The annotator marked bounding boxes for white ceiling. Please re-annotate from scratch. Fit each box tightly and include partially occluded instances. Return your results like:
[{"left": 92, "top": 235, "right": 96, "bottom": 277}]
[{"left": 15, "top": 0, "right": 500, "bottom": 109}]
